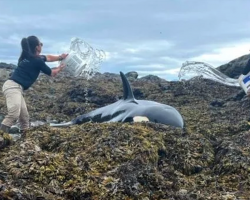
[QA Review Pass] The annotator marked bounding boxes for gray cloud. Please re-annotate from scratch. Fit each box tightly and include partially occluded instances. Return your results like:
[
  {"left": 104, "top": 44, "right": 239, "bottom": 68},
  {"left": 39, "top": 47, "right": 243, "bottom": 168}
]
[{"left": 0, "top": 0, "right": 250, "bottom": 80}]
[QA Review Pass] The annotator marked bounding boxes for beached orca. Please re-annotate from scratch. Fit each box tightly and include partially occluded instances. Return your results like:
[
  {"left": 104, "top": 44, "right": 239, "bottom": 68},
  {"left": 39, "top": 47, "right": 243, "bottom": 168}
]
[{"left": 50, "top": 72, "right": 184, "bottom": 128}]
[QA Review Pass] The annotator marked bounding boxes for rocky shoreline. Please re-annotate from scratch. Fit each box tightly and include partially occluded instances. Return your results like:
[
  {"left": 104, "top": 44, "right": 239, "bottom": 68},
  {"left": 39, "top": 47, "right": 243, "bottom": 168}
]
[{"left": 0, "top": 59, "right": 250, "bottom": 199}]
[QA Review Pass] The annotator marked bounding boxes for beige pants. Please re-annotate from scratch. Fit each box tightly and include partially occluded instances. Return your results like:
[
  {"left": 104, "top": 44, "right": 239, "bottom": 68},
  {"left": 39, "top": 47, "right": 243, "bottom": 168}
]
[{"left": 1, "top": 80, "right": 29, "bottom": 129}]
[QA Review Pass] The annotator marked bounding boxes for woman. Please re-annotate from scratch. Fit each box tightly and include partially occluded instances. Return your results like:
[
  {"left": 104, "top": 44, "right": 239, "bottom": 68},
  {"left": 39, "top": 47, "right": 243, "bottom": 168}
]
[{"left": 0, "top": 35, "right": 68, "bottom": 136}]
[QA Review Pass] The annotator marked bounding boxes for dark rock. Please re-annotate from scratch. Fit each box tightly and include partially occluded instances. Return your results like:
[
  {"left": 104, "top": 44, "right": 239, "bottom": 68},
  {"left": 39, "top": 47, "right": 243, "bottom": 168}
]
[
  {"left": 132, "top": 88, "right": 144, "bottom": 99},
  {"left": 140, "top": 74, "right": 163, "bottom": 82},
  {"left": 0, "top": 114, "right": 4, "bottom": 123},
  {"left": 210, "top": 99, "right": 225, "bottom": 107},
  {"left": 0, "top": 62, "right": 17, "bottom": 69},
  {"left": 217, "top": 54, "right": 250, "bottom": 78},
  {"left": 125, "top": 71, "right": 138, "bottom": 80},
  {"left": 226, "top": 90, "right": 246, "bottom": 101}
]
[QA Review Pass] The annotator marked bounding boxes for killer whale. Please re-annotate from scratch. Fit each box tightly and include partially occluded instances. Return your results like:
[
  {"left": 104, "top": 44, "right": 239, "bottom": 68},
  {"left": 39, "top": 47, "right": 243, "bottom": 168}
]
[{"left": 50, "top": 72, "right": 184, "bottom": 128}]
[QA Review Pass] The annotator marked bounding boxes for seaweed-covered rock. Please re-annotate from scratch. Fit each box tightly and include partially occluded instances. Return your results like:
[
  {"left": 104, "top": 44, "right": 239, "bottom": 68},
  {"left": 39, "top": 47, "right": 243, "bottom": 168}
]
[{"left": 0, "top": 68, "right": 250, "bottom": 199}]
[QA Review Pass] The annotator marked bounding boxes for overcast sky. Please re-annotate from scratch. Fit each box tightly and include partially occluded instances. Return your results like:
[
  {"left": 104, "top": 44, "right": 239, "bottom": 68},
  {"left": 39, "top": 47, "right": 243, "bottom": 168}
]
[{"left": 0, "top": 0, "right": 250, "bottom": 80}]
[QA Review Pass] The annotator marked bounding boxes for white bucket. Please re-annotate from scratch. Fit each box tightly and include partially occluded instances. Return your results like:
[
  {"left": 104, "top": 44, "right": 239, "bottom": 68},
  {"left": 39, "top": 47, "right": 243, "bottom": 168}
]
[
  {"left": 60, "top": 37, "right": 105, "bottom": 78},
  {"left": 60, "top": 51, "right": 87, "bottom": 77},
  {"left": 238, "top": 73, "right": 250, "bottom": 94}
]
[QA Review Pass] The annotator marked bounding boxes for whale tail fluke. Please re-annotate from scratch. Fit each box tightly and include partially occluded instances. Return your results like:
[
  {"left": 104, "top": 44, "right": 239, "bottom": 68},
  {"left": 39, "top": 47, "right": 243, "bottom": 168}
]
[{"left": 50, "top": 121, "right": 73, "bottom": 127}]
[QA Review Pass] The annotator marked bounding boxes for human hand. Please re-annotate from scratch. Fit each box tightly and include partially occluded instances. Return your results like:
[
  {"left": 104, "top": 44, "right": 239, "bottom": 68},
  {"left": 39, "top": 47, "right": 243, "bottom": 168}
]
[
  {"left": 59, "top": 63, "right": 66, "bottom": 70},
  {"left": 60, "top": 53, "right": 68, "bottom": 60},
  {"left": 51, "top": 63, "right": 66, "bottom": 77}
]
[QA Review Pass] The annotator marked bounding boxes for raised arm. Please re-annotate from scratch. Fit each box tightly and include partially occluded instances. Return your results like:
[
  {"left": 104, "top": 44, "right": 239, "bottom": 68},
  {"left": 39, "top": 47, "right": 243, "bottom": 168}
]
[
  {"left": 46, "top": 53, "right": 68, "bottom": 62},
  {"left": 38, "top": 58, "right": 66, "bottom": 77}
]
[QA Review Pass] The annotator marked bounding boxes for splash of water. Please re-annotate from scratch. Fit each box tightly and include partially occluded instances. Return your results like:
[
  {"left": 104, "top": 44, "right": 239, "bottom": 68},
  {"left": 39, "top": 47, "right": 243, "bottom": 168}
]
[
  {"left": 178, "top": 61, "right": 240, "bottom": 87},
  {"left": 62, "top": 37, "right": 106, "bottom": 80},
  {"left": 58, "top": 37, "right": 107, "bottom": 115}
]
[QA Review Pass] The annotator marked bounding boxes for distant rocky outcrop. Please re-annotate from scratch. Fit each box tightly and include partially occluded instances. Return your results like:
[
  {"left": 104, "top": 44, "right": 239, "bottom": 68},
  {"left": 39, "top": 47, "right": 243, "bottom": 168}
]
[
  {"left": 0, "top": 62, "right": 17, "bottom": 69},
  {"left": 125, "top": 71, "right": 138, "bottom": 80},
  {"left": 217, "top": 54, "right": 250, "bottom": 78}
]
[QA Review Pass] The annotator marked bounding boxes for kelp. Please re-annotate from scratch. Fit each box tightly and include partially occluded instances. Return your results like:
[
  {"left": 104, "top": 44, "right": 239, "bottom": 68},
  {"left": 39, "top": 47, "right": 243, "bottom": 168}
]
[{"left": 0, "top": 72, "right": 250, "bottom": 199}]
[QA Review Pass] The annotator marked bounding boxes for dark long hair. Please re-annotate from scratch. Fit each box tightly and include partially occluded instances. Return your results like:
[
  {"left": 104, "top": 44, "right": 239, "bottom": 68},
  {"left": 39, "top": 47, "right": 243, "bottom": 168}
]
[{"left": 18, "top": 36, "right": 40, "bottom": 65}]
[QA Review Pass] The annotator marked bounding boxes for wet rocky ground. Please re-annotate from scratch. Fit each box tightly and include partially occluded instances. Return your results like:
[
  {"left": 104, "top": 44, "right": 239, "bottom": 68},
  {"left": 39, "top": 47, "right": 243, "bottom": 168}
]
[{"left": 0, "top": 68, "right": 250, "bottom": 199}]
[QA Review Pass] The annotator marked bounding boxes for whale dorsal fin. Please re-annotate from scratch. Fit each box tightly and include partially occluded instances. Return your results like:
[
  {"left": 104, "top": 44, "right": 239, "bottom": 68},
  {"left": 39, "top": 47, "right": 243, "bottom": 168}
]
[{"left": 120, "top": 72, "right": 136, "bottom": 101}]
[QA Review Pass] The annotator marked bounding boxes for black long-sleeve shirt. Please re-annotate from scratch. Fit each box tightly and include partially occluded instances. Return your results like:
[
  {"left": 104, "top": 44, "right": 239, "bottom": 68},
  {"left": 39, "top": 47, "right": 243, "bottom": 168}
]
[
  {"left": 9, "top": 55, "right": 52, "bottom": 90},
  {"left": 242, "top": 58, "right": 250, "bottom": 75}
]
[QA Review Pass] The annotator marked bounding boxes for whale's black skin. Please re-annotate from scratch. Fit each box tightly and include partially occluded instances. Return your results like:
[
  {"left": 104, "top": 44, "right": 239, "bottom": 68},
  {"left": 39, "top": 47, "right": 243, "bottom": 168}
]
[{"left": 50, "top": 72, "right": 184, "bottom": 128}]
